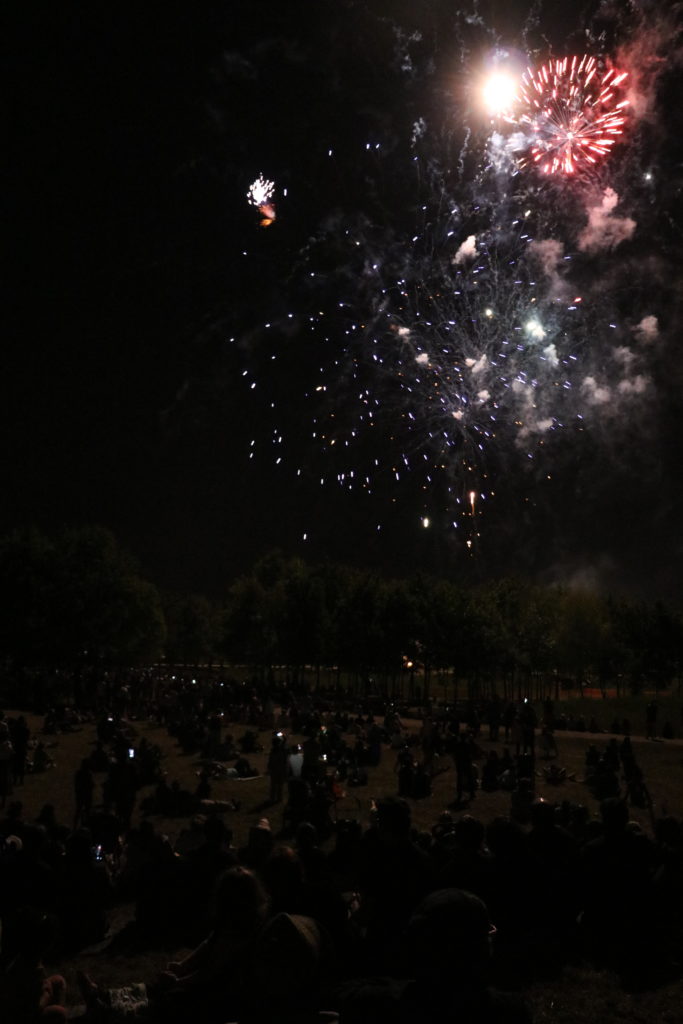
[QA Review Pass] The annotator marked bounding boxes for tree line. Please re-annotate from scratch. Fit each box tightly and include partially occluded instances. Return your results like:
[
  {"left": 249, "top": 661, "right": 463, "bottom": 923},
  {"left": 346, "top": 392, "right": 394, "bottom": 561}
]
[{"left": 1, "top": 527, "right": 681, "bottom": 700}]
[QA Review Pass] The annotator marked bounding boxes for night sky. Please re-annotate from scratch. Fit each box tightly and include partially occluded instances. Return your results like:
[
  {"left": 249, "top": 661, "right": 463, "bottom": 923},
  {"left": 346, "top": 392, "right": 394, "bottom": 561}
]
[{"left": 5, "top": 1, "right": 683, "bottom": 600}]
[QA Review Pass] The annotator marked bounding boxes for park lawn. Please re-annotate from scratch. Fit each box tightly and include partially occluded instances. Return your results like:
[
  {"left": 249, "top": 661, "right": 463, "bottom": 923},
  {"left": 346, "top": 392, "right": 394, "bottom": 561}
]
[{"left": 3, "top": 706, "right": 683, "bottom": 1019}]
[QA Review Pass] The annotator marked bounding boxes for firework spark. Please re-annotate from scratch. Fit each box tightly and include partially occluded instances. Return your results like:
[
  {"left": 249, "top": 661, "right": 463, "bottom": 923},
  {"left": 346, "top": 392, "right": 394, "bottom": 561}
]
[
  {"left": 513, "top": 55, "right": 629, "bottom": 175},
  {"left": 247, "top": 174, "right": 276, "bottom": 226},
  {"left": 247, "top": 174, "right": 275, "bottom": 207}
]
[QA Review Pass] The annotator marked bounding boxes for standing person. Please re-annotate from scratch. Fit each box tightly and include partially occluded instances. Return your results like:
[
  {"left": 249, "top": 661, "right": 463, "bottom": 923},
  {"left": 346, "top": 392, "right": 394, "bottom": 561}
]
[
  {"left": 454, "top": 733, "right": 477, "bottom": 804},
  {"left": 646, "top": 699, "right": 658, "bottom": 740},
  {"left": 0, "top": 721, "right": 14, "bottom": 809},
  {"left": 503, "top": 702, "right": 516, "bottom": 742},
  {"left": 11, "top": 716, "right": 30, "bottom": 786},
  {"left": 539, "top": 726, "right": 558, "bottom": 760},
  {"left": 510, "top": 714, "right": 523, "bottom": 759},
  {"left": 395, "top": 745, "right": 415, "bottom": 798},
  {"left": 488, "top": 694, "right": 502, "bottom": 742},
  {"left": 74, "top": 759, "right": 95, "bottom": 828},
  {"left": 267, "top": 734, "right": 289, "bottom": 803},
  {"left": 520, "top": 701, "right": 537, "bottom": 756},
  {"left": 419, "top": 715, "right": 436, "bottom": 768}
]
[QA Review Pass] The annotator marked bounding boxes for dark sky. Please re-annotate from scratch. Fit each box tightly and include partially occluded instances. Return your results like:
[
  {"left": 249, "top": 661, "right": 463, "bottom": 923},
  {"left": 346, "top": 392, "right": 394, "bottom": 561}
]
[{"left": 5, "top": 1, "right": 683, "bottom": 600}]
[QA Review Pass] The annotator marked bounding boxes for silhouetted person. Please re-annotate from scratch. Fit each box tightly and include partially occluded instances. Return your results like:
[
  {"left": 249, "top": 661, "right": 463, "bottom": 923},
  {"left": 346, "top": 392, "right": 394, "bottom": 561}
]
[
  {"left": 73, "top": 759, "right": 95, "bottom": 829},
  {"left": 56, "top": 829, "right": 111, "bottom": 949},
  {"left": 0, "top": 908, "right": 67, "bottom": 1022},
  {"left": 0, "top": 722, "right": 14, "bottom": 808},
  {"left": 454, "top": 733, "right": 477, "bottom": 803},
  {"left": 267, "top": 734, "right": 289, "bottom": 803},
  {"left": 580, "top": 797, "right": 658, "bottom": 978},
  {"left": 357, "top": 797, "right": 434, "bottom": 972},
  {"left": 337, "top": 888, "right": 532, "bottom": 1023},
  {"left": 10, "top": 717, "right": 30, "bottom": 786}
]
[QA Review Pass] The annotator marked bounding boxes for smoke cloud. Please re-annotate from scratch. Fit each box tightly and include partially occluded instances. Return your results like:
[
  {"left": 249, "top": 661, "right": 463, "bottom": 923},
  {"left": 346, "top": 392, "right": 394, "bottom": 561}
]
[
  {"left": 529, "top": 238, "right": 564, "bottom": 276},
  {"left": 453, "top": 234, "right": 478, "bottom": 264},
  {"left": 542, "top": 343, "right": 559, "bottom": 367},
  {"left": 468, "top": 354, "right": 488, "bottom": 375},
  {"left": 577, "top": 189, "right": 636, "bottom": 254},
  {"left": 633, "top": 315, "right": 659, "bottom": 343},
  {"left": 617, "top": 375, "right": 650, "bottom": 395},
  {"left": 582, "top": 376, "right": 612, "bottom": 405}
]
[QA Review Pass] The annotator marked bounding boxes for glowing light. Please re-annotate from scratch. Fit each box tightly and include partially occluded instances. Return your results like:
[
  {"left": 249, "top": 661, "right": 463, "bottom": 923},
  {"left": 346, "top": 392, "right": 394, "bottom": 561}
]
[
  {"left": 482, "top": 71, "right": 518, "bottom": 115},
  {"left": 422, "top": 517, "right": 430, "bottom": 528},
  {"left": 247, "top": 174, "right": 276, "bottom": 227},
  {"left": 512, "top": 55, "right": 629, "bottom": 175},
  {"left": 525, "top": 319, "right": 546, "bottom": 340},
  {"left": 247, "top": 174, "right": 274, "bottom": 207}
]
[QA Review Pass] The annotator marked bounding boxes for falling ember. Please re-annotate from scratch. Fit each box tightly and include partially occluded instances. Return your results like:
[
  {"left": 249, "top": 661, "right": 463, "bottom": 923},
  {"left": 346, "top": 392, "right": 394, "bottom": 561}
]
[
  {"left": 512, "top": 55, "right": 629, "bottom": 175},
  {"left": 469, "top": 491, "right": 477, "bottom": 514}
]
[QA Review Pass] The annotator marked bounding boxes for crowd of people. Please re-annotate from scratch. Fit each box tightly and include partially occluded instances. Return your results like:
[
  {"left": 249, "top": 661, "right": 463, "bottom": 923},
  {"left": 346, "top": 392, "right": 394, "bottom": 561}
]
[{"left": 0, "top": 678, "right": 681, "bottom": 1023}]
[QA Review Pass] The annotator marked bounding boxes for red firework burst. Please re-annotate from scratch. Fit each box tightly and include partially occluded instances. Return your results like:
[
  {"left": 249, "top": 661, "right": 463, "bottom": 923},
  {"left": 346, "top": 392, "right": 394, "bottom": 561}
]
[{"left": 516, "top": 55, "right": 629, "bottom": 175}]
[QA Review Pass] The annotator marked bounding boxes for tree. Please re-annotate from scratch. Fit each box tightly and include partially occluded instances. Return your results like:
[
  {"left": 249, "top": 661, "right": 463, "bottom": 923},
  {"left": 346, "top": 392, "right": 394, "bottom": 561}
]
[
  {"left": 162, "top": 591, "right": 217, "bottom": 666},
  {"left": 553, "top": 588, "right": 608, "bottom": 694},
  {"left": 219, "top": 575, "right": 278, "bottom": 671},
  {"left": 0, "top": 525, "right": 166, "bottom": 667}
]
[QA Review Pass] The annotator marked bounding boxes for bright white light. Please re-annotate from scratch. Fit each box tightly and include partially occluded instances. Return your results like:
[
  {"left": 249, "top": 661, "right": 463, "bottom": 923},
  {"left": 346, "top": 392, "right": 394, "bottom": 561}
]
[
  {"left": 247, "top": 174, "right": 274, "bottom": 207},
  {"left": 482, "top": 71, "right": 518, "bottom": 114},
  {"left": 525, "top": 319, "right": 546, "bottom": 340},
  {"left": 422, "top": 517, "right": 430, "bottom": 528}
]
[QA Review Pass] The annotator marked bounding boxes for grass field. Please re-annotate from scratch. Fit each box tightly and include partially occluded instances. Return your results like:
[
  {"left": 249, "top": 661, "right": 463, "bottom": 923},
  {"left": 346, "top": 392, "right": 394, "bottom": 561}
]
[{"left": 4, "top": 703, "right": 683, "bottom": 1021}]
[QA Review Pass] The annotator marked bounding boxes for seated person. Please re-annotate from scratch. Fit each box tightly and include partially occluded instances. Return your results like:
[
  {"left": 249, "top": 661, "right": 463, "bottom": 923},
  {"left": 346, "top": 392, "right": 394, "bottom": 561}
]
[
  {"left": 79, "top": 866, "right": 271, "bottom": 1024},
  {"left": 0, "top": 909, "right": 67, "bottom": 1023},
  {"left": 234, "top": 756, "right": 258, "bottom": 779},
  {"left": 336, "top": 888, "right": 531, "bottom": 1023},
  {"left": 542, "top": 763, "right": 567, "bottom": 785},
  {"left": 29, "top": 743, "right": 53, "bottom": 773}
]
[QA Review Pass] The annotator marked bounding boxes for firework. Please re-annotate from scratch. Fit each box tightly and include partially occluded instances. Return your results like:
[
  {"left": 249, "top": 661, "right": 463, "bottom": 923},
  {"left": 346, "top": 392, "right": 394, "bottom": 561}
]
[
  {"left": 247, "top": 174, "right": 274, "bottom": 207},
  {"left": 513, "top": 55, "right": 629, "bottom": 175},
  {"left": 233, "top": 8, "right": 667, "bottom": 559},
  {"left": 378, "top": 227, "right": 582, "bottom": 506},
  {"left": 247, "top": 174, "right": 276, "bottom": 226},
  {"left": 482, "top": 70, "right": 518, "bottom": 115}
]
